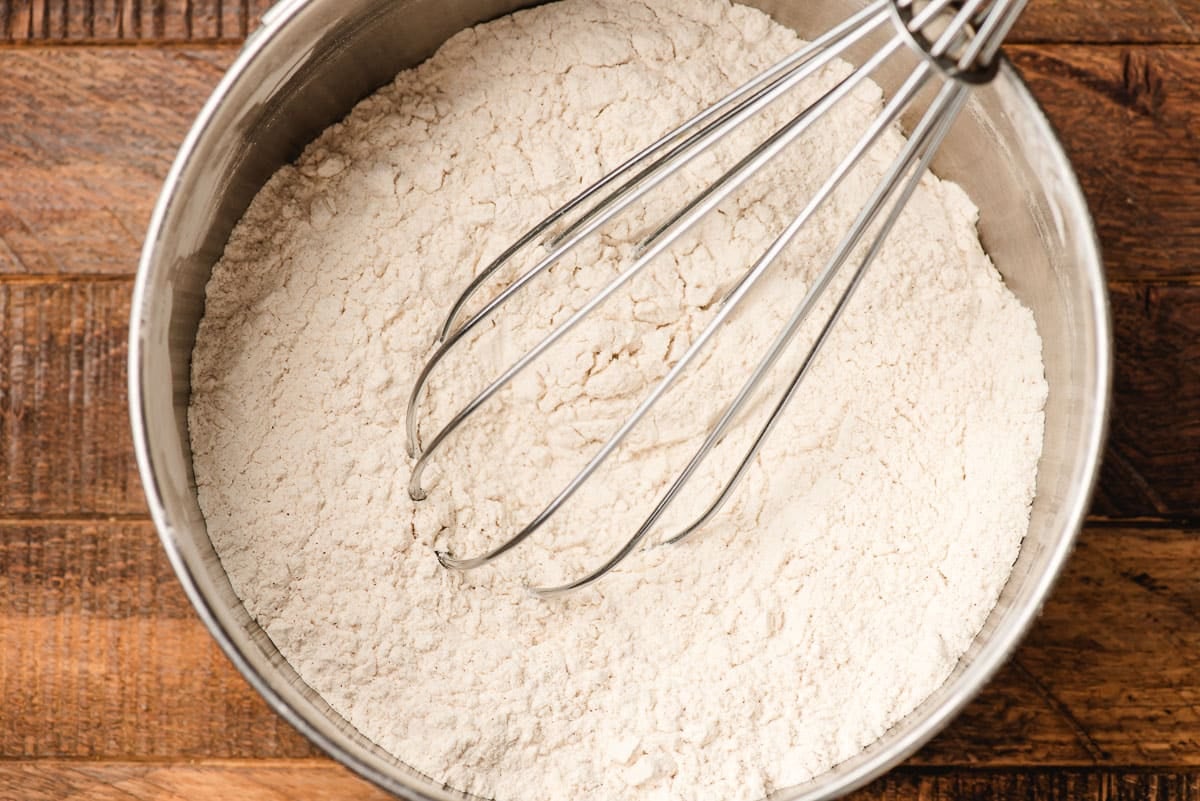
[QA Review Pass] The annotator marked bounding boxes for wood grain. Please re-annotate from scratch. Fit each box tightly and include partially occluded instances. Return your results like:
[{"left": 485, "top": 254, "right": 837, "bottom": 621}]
[
  {"left": 0, "top": 0, "right": 1194, "bottom": 797},
  {"left": 3, "top": 521, "right": 1199, "bottom": 764},
  {"left": 0, "top": 760, "right": 389, "bottom": 801},
  {"left": 0, "top": 0, "right": 269, "bottom": 42},
  {"left": 0, "top": 280, "right": 143, "bottom": 516},
  {"left": 4, "top": 763, "right": 1200, "bottom": 801},
  {"left": 0, "top": 520, "right": 317, "bottom": 758},
  {"left": 1093, "top": 284, "right": 1200, "bottom": 519},
  {"left": 4, "top": 46, "right": 1200, "bottom": 284},
  {"left": 852, "top": 771, "right": 1200, "bottom": 800},
  {"left": 1010, "top": 46, "right": 1200, "bottom": 283},
  {"left": 1012, "top": 1, "right": 1200, "bottom": 44},
  {"left": 1, "top": 0, "right": 1200, "bottom": 45},
  {"left": 0, "top": 47, "right": 232, "bottom": 276},
  {"left": 0, "top": 43, "right": 1193, "bottom": 795}
]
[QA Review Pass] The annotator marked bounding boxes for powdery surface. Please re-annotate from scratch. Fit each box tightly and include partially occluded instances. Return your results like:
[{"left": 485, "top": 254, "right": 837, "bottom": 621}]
[{"left": 189, "top": 2, "right": 1047, "bottom": 800}]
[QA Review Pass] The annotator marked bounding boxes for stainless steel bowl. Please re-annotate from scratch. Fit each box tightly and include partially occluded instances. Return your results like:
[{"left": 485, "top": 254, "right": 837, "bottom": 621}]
[{"left": 129, "top": 1, "right": 1111, "bottom": 798}]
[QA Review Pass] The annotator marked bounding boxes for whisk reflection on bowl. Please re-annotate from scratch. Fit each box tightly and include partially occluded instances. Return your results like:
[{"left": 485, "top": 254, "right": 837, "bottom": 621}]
[{"left": 404, "top": 0, "right": 1029, "bottom": 597}]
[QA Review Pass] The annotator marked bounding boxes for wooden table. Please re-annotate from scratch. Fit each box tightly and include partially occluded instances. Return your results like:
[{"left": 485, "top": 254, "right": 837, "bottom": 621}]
[{"left": 2, "top": 1, "right": 1198, "bottom": 798}]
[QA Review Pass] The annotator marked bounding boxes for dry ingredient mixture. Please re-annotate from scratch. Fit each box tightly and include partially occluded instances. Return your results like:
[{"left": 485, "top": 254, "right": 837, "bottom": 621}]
[{"left": 190, "top": 1, "right": 1047, "bottom": 800}]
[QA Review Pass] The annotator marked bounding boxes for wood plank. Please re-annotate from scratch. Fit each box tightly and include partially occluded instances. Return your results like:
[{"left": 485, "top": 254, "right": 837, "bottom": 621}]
[
  {"left": 3, "top": 277, "right": 1196, "bottom": 520},
  {"left": 1009, "top": 45, "right": 1200, "bottom": 283},
  {"left": 3, "top": 767, "right": 1199, "bottom": 801},
  {"left": 0, "top": 280, "right": 143, "bottom": 516},
  {"left": 7, "top": 764, "right": 1198, "bottom": 801},
  {"left": 0, "top": 0, "right": 269, "bottom": 42},
  {"left": 4, "top": 45, "right": 1200, "bottom": 284},
  {"left": 1091, "top": 283, "right": 1200, "bottom": 519},
  {"left": 0, "top": 760, "right": 389, "bottom": 801},
  {"left": 0, "top": 47, "right": 233, "bottom": 276},
  {"left": 3, "top": 521, "right": 1200, "bottom": 764},
  {"left": 0, "top": 0, "right": 1199, "bottom": 45},
  {"left": 853, "top": 771, "right": 1200, "bottom": 800},
  {"left": 1012, "top": 1, "right": 1200, "bottom": 44},
  {"left": 0, "top": 520, "right": 317, "bottom": 758}
]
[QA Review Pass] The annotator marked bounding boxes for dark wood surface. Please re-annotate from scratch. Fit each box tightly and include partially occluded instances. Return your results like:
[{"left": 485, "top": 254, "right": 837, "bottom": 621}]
[{"left": 1, "top": 0, "right": 1198, "bottom": 798}]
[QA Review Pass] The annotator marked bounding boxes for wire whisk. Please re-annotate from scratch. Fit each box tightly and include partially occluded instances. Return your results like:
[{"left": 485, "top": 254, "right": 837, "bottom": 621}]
[{"left": 405, "top": 0, "right": 1028, "bottom": 597}]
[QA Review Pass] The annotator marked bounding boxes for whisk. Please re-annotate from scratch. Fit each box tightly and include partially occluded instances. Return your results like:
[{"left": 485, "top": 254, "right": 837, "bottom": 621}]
[{"left": 404, "top": 0, "right": 1028, "bottom": 597}]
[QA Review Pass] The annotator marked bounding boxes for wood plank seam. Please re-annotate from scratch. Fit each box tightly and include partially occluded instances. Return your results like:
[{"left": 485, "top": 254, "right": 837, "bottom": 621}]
[{"left": 1010, "top": 658, "right": 1109, "bottom": 763}]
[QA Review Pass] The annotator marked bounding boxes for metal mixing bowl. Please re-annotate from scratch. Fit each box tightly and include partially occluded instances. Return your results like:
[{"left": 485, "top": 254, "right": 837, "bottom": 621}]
[{"left": 129, "top": 1, "right": 1111, "bottom": 798}]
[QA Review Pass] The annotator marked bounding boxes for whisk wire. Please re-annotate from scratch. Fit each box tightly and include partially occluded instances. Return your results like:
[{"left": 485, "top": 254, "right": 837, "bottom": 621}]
[
  {"left": 437, "top": 44, "right": 928, "bottom": 580},
  {"left": 405, "top": 3, "right": 895, "bottom": 460},
  {"left": 407, "top": 34, "right": 905, "bottom": 501},
  {"left": 430, "top": 34, "right": 906, "bottom": 569},
  {"left": 410, "top": 0, "right": 1029, "bottom": 594},
  {"left": 902, "top": 0, "right": 960, "bottom": 31},
  {"left": 663, "top": 82, "right": 969, "bottom": 550},
  {"left": 543, "top": 5, "right": 893, "bottom": 252},
  {"left": 893, "top": 0, "right": 1024, "bottom": 81},
  {"left": 960, "top": 0, "right": 1025, "bottom": 68},
  {"left": 929, "top": 0, "right": 988, "bottom": 58},
  {"left": 633, "top": 37, "right": 912, "bottom": 255},
  {"left": 534, "top": 73, "right": 964, "bottom": 598},
  {"left": 433, "top": 0, "right": 894, "bottom": 343}
]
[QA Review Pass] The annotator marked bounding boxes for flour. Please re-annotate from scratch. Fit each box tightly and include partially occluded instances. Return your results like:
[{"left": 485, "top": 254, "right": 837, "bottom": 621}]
[{"left": 188, "top": 1, "right": 1047, "bottom": 800}]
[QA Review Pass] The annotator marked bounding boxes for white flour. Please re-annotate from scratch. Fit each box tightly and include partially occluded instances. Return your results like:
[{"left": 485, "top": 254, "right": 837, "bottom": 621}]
[{"left": 189, "top": 1, "right": 1047, "bottom": 800}]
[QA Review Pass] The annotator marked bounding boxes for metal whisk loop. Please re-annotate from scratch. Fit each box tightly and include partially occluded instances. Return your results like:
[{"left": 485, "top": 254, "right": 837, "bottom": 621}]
[
  {"left": 409, "top": 0, "right": 1030, "bottom": 595},
  {"left": 662, "top": 83, "right": 970, "bottom": 549},
  {"left": 428, "top": 33, "right": 906, "bottom": 570},
  {"left": 437, "top": 35, "right": 915, "bottom": 577},
  {"left": 431, "top": 0, "right": 893, "bottom": 344},
  {"left": 404, "top": 1, "right": 894, "bottom": 461},
  {"left": 534, "top": 70, "right": 965, "bottom": 599},
  {"left": 406, "top": 25, "right": 901, "bottom": 499}
]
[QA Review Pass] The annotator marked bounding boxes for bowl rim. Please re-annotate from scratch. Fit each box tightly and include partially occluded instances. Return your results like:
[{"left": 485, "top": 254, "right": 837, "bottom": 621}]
[{"left": 128, "top": 1, "right": 1112, "bottom": 798}]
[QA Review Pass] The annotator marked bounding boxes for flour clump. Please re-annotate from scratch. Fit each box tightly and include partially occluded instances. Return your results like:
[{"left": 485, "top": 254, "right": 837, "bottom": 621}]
[{"left": 188, "top": 1, "right": 1048, "bottom": 800}]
